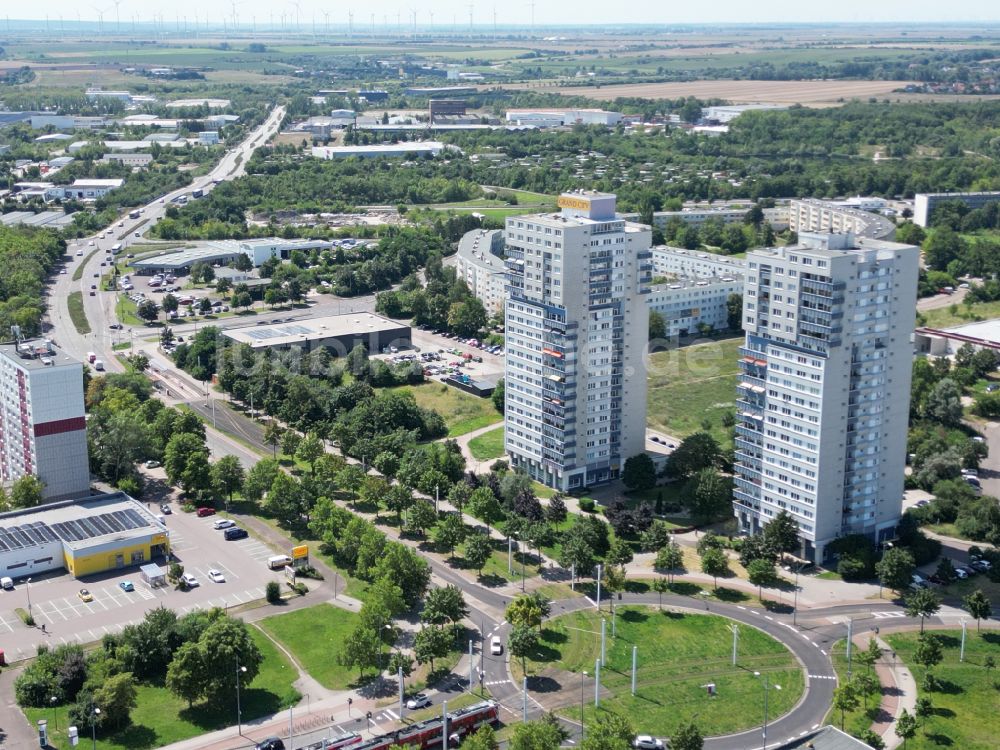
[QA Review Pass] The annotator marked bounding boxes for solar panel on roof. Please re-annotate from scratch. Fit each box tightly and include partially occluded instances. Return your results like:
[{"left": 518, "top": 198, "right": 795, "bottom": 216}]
[
  {"left": 76, "top": 518, "right": 100, "bottom": 538},
  {"left": 115, "top": 511, "right": 139, "bottom": 530},
  {"left": 0, "top": 528, "right": 19, "bottom": 550},
  {"left": 102, "top": 514, "right": 125, "bottom": 532},
  {"left": 0, "top": 537, "right": 8, "bottom": 552},
  {"left": 122, "top": 509, "right": 149, "bottom": 528},
  {"left": 12, "top": 528, "right": 33, "bottom": 547},
  {"left": 89, "top": 516, "right": 114, "bottom": 535}
]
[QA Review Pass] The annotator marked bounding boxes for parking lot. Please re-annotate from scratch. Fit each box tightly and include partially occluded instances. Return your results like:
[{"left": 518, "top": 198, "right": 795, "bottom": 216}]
[{"left": 0, "top": 507, "right": 287, "bottom": 662}]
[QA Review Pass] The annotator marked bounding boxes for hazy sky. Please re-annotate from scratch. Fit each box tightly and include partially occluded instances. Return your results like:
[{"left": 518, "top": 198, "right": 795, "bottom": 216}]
[{"left": 7, "top": 2, "right": 1000, "bottom": 28}]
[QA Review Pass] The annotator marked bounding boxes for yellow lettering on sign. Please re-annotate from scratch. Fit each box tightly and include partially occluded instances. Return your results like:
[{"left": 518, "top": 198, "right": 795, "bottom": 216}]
[
  {"left": 558, "top": 196, "right": 592, "bottom": 210},
  {"left": 292, "top": 544, "right": 309, "bottom": 559}
]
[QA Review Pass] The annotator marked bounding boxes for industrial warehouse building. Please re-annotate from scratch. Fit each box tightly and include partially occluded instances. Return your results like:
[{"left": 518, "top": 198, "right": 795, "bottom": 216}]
[
  {"left": 222, "top": 313, "right": 411, "bottom": 356},
  {"left": 0, "top": 493, "right": 169, "bottom": 581}
]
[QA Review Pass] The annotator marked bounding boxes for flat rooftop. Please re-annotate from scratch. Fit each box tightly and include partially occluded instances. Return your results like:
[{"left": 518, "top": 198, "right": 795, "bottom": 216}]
[
  {"left": 0, "top": 493, "right": 163, "bottom": 553},
  {"left": 223, "top": 313, "right": 407, "bottom": 349},
  {"left": 941, "top": 319, "right": 1000, "bottom": 344},
  {"left": 130, "top": 244, "right": 244, "bottom": 270},
  {"left": 0, "top": 339, "right": 79, "bottom": 371}
]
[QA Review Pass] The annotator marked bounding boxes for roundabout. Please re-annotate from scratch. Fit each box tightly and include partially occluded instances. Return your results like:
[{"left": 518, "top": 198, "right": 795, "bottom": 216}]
[{"left": 489, "top": 591, "right": 840, "bottom": 749}]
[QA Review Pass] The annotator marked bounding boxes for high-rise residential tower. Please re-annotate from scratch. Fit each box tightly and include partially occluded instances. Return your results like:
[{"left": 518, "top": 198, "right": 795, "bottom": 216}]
[
  {"left": 734, "top": 232, "right": 919, "bottom": 562},
  {"left": 503, "top": 191, "right": 652, "bottom": 491},
  {"left": 0, "top": 339, "right": 90, "bottom": 501}
]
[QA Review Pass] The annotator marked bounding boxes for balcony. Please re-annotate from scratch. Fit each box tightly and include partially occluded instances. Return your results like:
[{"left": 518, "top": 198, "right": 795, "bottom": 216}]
[{"left": 735, "top": 424, "right": 763, "bottom": 439}]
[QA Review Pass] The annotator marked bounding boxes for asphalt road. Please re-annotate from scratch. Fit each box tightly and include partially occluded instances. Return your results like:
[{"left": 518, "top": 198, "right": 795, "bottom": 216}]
[{"left": 44, "top": 104, "right": 287, "bottom": 370}]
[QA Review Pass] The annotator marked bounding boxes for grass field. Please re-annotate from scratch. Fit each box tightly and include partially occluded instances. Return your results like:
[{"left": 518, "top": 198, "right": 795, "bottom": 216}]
[
  {"left": 394, "top": 382, "right": 502, "bottom": 437},
  {"left": 885, "top": 629, "right": 1000, "bottom": 750},
  {"left": 647, "top": 337, "right": 741, "bottom": 445},
  {"left": 520, "top": 607, "right": 803, "bottom": 738},
  {"left": 67, "top": 291, "right": 91, "bottom": 335},
  {"left": 25, "top": 628, "right": 299, "bottom": 750},
  {"left": 258, "top": 603, "right": 361, "bottom": 689},
  {"left": 828, "top": 638, "right": 884, "bottom": 739},
  {"left": 919, "top": 300, "right": 1000, "bottom": 329},
  {"left": 468, "top": 426, "right": 505, "bottom": 460}
]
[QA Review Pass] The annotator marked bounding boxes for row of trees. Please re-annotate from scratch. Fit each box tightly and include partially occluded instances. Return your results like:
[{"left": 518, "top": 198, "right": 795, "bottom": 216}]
[{"left": 0, "top": 224, "right": 65, "bottom": 338}]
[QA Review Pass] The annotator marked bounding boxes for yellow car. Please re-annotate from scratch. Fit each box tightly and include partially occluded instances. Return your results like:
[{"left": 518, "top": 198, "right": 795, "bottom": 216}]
[{"left": 78, "top": 588, "right": 93, "bottom": 603}]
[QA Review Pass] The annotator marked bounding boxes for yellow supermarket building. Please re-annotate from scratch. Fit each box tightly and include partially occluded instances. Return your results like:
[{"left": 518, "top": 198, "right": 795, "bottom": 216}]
[{"left": 0, "top": 493, "right": 169, "bottom": 580}]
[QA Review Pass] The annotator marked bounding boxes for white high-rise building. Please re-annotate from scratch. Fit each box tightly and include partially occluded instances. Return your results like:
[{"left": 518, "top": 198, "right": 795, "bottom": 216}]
[
  {"left": 503, "top": 191, "right": 652, "bottom": 491},
  {"left": 0, "top": 339, "right": 90, "bottom": 501},
  {"left": 734, "top": 232, "right": 919, "bottom": 562}
]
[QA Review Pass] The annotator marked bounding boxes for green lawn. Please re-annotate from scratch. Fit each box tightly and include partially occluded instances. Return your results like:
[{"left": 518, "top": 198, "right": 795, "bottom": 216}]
[
  {"left": 885, "top": 629, "right": 1000, "bottom": 750},
  {"left": 258, "top": 603, "right": 361, "bottom": 690},
  {"left": 394, "top": 382, "right": 502, "bottom": 437},
  {"left": 67, "top": 291, "right": 91, "bottom": 335},
  {"left": 828, "top": 638, "right": 884, "bottom": 740},
  {"left": 919, "top": 300, "right": 1000, "bottom": 329},
  {"left": 520, "top": 607, "right": 803, "bottom": 738},
  {"left": 647, "top": 337, "right": 741, "bottom": 445},
  {"left": 468, "top": 427, "right": 505, "bottom": 460},
  {"left": 26, "top": 628, "right": 299, "bottom": 750}
]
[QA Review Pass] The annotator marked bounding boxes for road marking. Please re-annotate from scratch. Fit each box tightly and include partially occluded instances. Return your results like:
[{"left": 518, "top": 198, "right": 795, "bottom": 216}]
[
  {"left": 765, "top": 616, "right": 774, "bottom": 621},
  {"left": 737, "top": 605, "right": 746, "bottom": 610},
  {"left": 808, "top": 674, "right": 837, "bottom": 680},
  {"left": 384, "top": 709, "right": 399, "bottom": 720},
  {"left": 872, "top": 611, "right": 905, "bottom": 619}
]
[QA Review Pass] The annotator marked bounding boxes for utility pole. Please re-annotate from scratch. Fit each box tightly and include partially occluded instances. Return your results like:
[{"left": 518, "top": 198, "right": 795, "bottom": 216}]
[
  {"left": 600, "top": 618, "right": 606, "bottom": 666},
  {"left": 596, "top": 563, "right": 602, "bottom": 610},
  {"left": 398, "top": 665, "right": 404, "bottom": 718},
  {"left": 469, "top": 639, "right": 474, "bottom": 690},
  {"left": 846, "top": 619, "right": 854, "bottom": 678},
  {"left": 730, "top": 623, "right": 739, "bottom": 666},
  {"left": 522, "top": 676, "right": 528, "bottom": 722},
  {"left": 442, "top": 701, "right": 448, "bottom": 750},
  {"left": 594, "top": 658, "right": 601, "bottom": 707},
  {"left": 960, "top": 620, "right": 967, "bottom": 662},
  {"left": 631, "top": 645, "right": 638, "bottom": 696}
]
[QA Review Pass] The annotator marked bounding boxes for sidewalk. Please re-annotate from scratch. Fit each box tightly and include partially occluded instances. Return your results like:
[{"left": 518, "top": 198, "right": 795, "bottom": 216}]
[{"left": 867, "top": 636, "right": 918, "bottom": 750}]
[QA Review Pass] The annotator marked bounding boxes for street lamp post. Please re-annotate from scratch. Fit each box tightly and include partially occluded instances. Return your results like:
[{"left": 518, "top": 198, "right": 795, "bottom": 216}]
[
  {"left": 753, "top": 671, "right": 781, "bottom": 750},
  {"left": 236, "top": 656, "right": 247, "bottom": 735},
  {"left": 90, "top": 705, "right": 101, "bottom": 750},
  {"left": 26, "top": 577, "right": 32, "bottom": 620},
  {"left": 50, "top": 695, "right": 58, "bottom": 731},
  {"left": 579, "top": 671, "right": 588, "bottom": 740}
]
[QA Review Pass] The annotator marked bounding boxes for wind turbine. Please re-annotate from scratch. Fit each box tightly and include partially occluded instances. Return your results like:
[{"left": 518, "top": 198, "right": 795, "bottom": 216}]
[
  {"left": 468, "top": 4, "right": 474, "bottom": 31},
  {"left": 348, "top": 11, "right": 354, "bottom": 37},
  {"left": 322, "top": 11, "right": 330, "bottom": 34},
  {"left": 289, "top": 1, "right": 301, "bottom": 33},
  {"left": 92, "top": 6, "right": 106, "bottom": 35},
  {"left": 409, "top": 8, "right": 417, "bottom": 34},
  {"left": 112, "top": 0, "right": 122, "bottom": 34}
]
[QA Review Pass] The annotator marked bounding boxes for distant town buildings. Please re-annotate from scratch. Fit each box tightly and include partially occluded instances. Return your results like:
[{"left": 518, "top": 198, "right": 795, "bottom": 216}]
[
  {"left": 100, "top": 153, "right": 155, "bottom": 168},
  {"left": 503, "top": 191, "right": 652, "bottom": 491},
  {"left": 913, "top": 191, "right": 1000, "bottom": 227},
  {"left": 310, "top": 142, "right": 451, "bottom": 159},
  {"left": 0, "top": 339, "right": 90, "bottom": 501},
  {"left": 734, "top": 231, "right": 919, "bottom": 562},
  {"left": 504, "top": 109, "right": 623, "bottom": 127},
  {"left": 647, "top": 276, "right": 743, "bottom": 338}
]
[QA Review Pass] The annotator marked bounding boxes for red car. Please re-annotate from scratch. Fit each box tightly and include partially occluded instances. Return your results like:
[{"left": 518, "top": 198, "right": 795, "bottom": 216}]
[{"left": 196, "top": 507, "right": 216, "bottom": 517}]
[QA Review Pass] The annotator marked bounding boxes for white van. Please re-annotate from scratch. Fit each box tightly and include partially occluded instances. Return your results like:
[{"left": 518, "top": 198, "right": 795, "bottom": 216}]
[
  {"left": 1, "top": 576, "right": 13, "bottom": 590},
  {"left": 267, "top": 555, "right": 293, "bottom": 570}
]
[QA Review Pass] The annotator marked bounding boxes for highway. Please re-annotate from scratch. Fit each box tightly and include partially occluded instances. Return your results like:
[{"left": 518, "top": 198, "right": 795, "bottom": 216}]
[{"left": 43, "top": 104, "right": 287, "bottom": 370}]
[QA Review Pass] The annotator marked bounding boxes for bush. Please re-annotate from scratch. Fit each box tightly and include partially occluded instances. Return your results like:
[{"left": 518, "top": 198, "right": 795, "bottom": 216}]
[
  {"left": 578, "top": 498, "right": 595, "bottom": 513},
  {"left": 837, "top": 556, "right": 871, "bottom": 582},
  {"left": 287, "top": 581, "right": 308, "bottom": 596},
  {"left": 294, "top": 565, "right": 325, "bottom": 580},
  {"left": 265, "top": 581, "right": 282, "bottom": 604}
]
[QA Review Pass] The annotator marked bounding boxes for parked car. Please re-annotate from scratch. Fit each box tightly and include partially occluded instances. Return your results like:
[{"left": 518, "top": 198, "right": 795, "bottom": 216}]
[
  {"left": 196, "top": 507, "right": 216, "bottom": 517},
  {"left": 255, "top": 739, "right": 285, "bottom": 750},
  {"left": 972, "top": 559, "right": 992, "bottom": 572},
  {"left": 78, "top": 588, "right": 93, "bottom": 602},
  {"left": 406, "top": 693, "right": 432, "bottom": 710},
  {"left": 213, "top": 519, "right": 235, "bottom": 530},
  {"left": 159, "top": 504, "right": 172, "bottom": 515},
  {"left": 208, "top": 569, "right": 226, "bottom": 583},
  {"left": 119, "top": 580, "right": 135, "bottom": 592},
  {"left": 224, "top": 527, "right": 249, "bottom": 541},
  {"left": 144, "top": 460, "right": 161, "bottom": 469},
  {"left": 181, "top": 573, "right": 199, "bottom": 588},
  {"left": 911, "top": 574, "right": 928, "bottom": 589},
  {"left": 633, "top": 737, "right": 666, "bottom": 750},
  {"left": 954, "top": 567, "right": 968, "bottom": 580}
]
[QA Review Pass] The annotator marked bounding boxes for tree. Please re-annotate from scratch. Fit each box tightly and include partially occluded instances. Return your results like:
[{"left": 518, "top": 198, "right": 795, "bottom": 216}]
[
  {"left": 508, "top": 719, "right": 565, "bottom": 750},
  {"left": 726, "top": 293, "right": 743, "bottom": 331},
  {"left": 211, "top": 455, "right": 245, "bottom": 504},
  {"left": 463, "top": 532, "right": 494, "bottom": 576},
  {"left": 467, "top": 486, "right": 504, "bottom": 531},
  {"left": 622, "top": 453, "right": 657, "bottom": 491},
  {"left": 832, "top": 683, "right": 860, "bottom": 730},
  {"left": 461, "top": 725, "right": 499, "bottom": 750},
  {"left": 280, "top": 430, "right": 301, "bottom": 457},
  {"left": 747, "top": 558, "right": 778, "bottom": 600},
  {"left": 383, "top": 483, "right": 415, "bottom": 523},
  {"left": 857, "top": 638, "right": 881, "bottom": 673},
  {"left": 262, "top": 422, "right": 284, "bottom": 457},
  {"left": 649, "top": 309, "right": 667, "bottom": 341},
  {"left": 508, "top": 624, "right": 539, "bottom": 675},
  {"left": 413, "top": 625, "right": 452, "bottom": 673},
  {"left": 895, "top": 708, "right": 917, "bottom": 748},
  {"left": 421, "top": 585, "right": 469, "bottom": 628},
  {"left": 9, "top": 475, "right": 44, "bottom": 508},
  {"left": 491, "top": 377, "right": 505, "bottom": 413},
  {"left": 925, "top": 378, "right": 963, "bottom": 426},
  {"left": 652, "top": 576, "right": 671, "bottom": 609},
  {"left": 242, "top": 457, "right": 280, "bottom": 504},
  {"left": 700, "top": 547, "right": 728, "bottom": 589},
  {"left": 448, "top": 297, "right": 488, "bottom": 337},
  {"left": 641, "top": 521, "right": 672, "bottom": 552},
  {"left": 666, "top": 432, "right": 721, "bottom": 478},
  {"left": 670, "top": 722, "right": 704, "bottom": 750},
  {"left": 406, "top": 499, "right": 437, "bottom": 537},
  {"left": 136, "top": 299, "right": 159, "bottom": 324},
  {"left": 685, "top": 469, "right": 732, "bottom": 525},
  {"left": 295, "top": 433, "right": 325, "bottom": 472},
  {"left": 763, "top": 511, "right": 800, "bottom": 554},
  {"left": 387, "top": 651, "right": 414, "bottom": 679},
  {"left": 905, "top": 588, "right": 941, "bottom": 633},
  {"left": 923, "top": 227, "right": 965, "bottom": 271},
  {"left": 935, "top": 557, "right": 957, "bottom": 585},
  {"left": 91, "top": 671, "right": 138, "bottom": 729},
  {"left": 338, "top": 625, "right": 381, "bottom": 678},
  {"left": 915, "top": 695, "right": 934, "bottom": 722},
  {"left": 506, "top": 594, "right": 547, "bottom": 631},
  {"left": 913, "top": 633, "right": 943, "bottom": 671},
  {"left": 580, "top": 711, "right": 634, "bottom": 750},
  {"left": 163, "top": 432, "right": 207, "bottom": 486},
  {"left": 964, "top": 588, "right": 991, "bottom": 631},
  {"left": 433, "top": 513, "right": 467, "bottom": 558},
  {"left": 162, "top": 293, "right": 179, "bottom": 321},
  {"left": 559, "top": 532, "right": 595, "bottom": 586},
  {"left": 876, "top": 547, "right": 915, "bottom": 595},
  {"left": 654, "top": 539, "right": 685, "bottom": 582}
]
